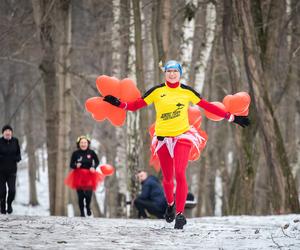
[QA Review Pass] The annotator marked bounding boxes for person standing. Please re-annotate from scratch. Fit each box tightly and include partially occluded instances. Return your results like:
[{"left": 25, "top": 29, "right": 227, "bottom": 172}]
[
  {"left": 134, "top": 170, "right": 167, "bottom": 219},
  {"left": 103, "top": 60, "right": 250, "bottom": 229},
  {"left": 65, "top": 135, "right": 101, "bottom": 217},
  {"left": 0, "top": 125, "right": 21, "bottom": 214}
]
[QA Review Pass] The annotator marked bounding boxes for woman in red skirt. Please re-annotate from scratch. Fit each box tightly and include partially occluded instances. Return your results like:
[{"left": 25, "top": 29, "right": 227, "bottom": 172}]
[{"left": 65, "top": 135, "right": 103, "bottom": 217}]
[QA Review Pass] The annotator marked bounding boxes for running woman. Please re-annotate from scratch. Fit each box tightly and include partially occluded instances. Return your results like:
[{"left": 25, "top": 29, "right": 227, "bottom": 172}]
[{"left": 103, "top": 60, "right": 250, "bottom": 229}]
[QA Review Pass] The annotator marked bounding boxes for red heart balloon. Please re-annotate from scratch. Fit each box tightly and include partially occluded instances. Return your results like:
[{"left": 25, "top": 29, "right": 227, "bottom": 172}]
[
  {"left": 96, "top": 75, "right": 121, "bottom": 97},
  {"left": 100, "top": 164, "right": 115, "bottom": 176},
  {"left": 149, "top": 123, "right": 155, "bottom": 137},
  {"left": 188, "top": 106, "right": 202, "bottom": 128},
  {"left": 120, "top": 78, "right": 141, "bottom": 101},
  {"left": 85, "top": 97, "right": 126, "bottom": 126},
  {"left": 86, "top": 75, "right": 142, "bottom": 127},
  {"left": 223, "top": 92, "right": 250, "bottom": 115},
  {"left": 204, "top": 102, "right": 226, "bottom": 121}
]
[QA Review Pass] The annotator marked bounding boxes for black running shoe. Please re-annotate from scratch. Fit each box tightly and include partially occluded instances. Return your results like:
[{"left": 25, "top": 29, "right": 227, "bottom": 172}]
[
  {"left": 164, "top": 203, "right": 175, "bottom": 223},
  {"left": 7, "top": 204, "right": 13, "bottom": 214},
  {"left": 86, "top": 207, "right": 92, "bottom": 216},
  {"left": 174, "top": 213, "right": 186, "bottom": 229},
  {"left": 0, "top": 201, "right": 6, "bottom": 214}
]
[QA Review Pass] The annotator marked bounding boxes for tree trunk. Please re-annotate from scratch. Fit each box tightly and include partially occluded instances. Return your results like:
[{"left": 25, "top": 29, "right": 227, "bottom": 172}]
[
  {"left": 132, "top": 0, "right": 150, "bottom": 172},
  {"left": 26, "top": 97, "right": 39, "bottom": 206},
  {"left": 54, "top": 0, "right": 72, "bottom": 216},
  {"left": 126, "top": 111, "right": 140, "bottom": 218},
  {"left": 161, "top": 0, "right": 171, "bottom": 59},
  {"left": 234, "top": 0, "right": 299, "bottom": 213},
  {"left": 151, "top": 0, "right": 164, "bottom": 83},
  {"left": 291, "top": 0, "right": 300, "bottom": 199},
  {"left": 31, "top": 0, "right": 58, "bottom": 215},
  {"left": 222, "top": 0, "right": 259, "bottom": 215},
  {"left": 119, "top": 0, "right": 131, "bottom": 79},
  {"left": 188, "top": 1, "right": 207, "bottom": 88}
]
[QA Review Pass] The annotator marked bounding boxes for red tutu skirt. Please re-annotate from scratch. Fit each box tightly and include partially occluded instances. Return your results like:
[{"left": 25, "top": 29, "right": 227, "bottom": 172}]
[
  {"left": 149, "top": 125, "right": 208, "bottom": 172},
  {"left": 64, "top": 168, "right": 105, "bottom": 191}
]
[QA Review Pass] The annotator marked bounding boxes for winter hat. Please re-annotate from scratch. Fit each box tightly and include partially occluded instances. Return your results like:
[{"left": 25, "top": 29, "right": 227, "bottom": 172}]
[
  {"left": 162, "top": 60, "right": 183, "bottom": 76},
  {"left": 2, "top": 124, "right": 13, "bottom": 133}
]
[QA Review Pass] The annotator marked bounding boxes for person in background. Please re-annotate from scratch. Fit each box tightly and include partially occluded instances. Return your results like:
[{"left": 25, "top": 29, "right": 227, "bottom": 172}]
[
  {"left": 103, "top": 60, "right": 250, "bottom": 229},
  {"left": 134, "top": 170, "right": 167, "bottom": 219},
  {"left": 66, "top": 135, "right": 100, "bottom": 217},
  {"left": 0, "top": 125, "right": 21, "bottom": 214}
]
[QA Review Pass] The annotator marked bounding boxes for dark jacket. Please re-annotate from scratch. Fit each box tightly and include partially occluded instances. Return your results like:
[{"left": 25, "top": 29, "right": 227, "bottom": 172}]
[
  {"left": 0, "top": 137, "right": 21, "bottom": 174},
  {"left": 138, "top": 175, "right": 167, "bottom": 209},
  {"left": 69, "top": 149, "right": 99, "bottom": 169}
]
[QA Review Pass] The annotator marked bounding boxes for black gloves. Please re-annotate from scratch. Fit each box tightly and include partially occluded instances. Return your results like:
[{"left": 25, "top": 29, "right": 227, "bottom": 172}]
[
  {"left": 233, "top": 116, "right": 250, "bottom": 128},
  {"left": 103, "top": 95, "right": 121, "bottom": 107}
]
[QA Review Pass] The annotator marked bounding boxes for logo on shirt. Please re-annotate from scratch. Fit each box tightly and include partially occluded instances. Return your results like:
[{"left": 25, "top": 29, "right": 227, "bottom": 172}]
[
  {"left": 176, "top": 103, "right": 184, "bottom": 109},
  {"left": 160, "top": 94, "right": 166, "bottom": 98},
  {"left": 87, "top": 154, "right": 91, "bottom": 159},
  {"left": 160, "top": 103, "right": 185, "bottom": 120}
]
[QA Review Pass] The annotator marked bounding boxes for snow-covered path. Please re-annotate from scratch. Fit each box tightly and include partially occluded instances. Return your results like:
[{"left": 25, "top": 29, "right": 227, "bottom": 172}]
[{"left": 1, "top": 214, "right": 299, "bottom": 250}]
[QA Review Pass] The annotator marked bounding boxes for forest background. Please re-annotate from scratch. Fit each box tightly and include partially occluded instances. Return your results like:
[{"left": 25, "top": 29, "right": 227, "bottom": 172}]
[{"left": 0, "top": 0, "right": 299, "bottom": 218}]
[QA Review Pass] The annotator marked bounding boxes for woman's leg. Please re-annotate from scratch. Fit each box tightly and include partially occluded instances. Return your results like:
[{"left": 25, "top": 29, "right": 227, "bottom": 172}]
[
  {"left": 157, "top": 144, "right": 174, "bottom": 205},
  {"left": 173, "top": 141, "right": 191, "bottom": 214},
  {"left": 0, "top": 174, "right": 7, "bottom": 214},
  {"left": 6, "top": 173, "right": 16, "bottom": 214},
  {"left": 85, "top": 190, "right": 93, "bottom": 216},
  {"left": 76, "top": 189, "right": 85, "bottom": 216}
]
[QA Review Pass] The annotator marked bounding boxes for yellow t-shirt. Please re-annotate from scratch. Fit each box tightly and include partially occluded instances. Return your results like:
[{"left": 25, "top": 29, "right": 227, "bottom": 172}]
[{"left": 143, "top": 83, "right": 202, "bottom": 137}]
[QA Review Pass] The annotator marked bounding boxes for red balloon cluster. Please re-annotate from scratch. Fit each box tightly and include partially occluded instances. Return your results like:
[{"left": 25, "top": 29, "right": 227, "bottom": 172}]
[
  {"left": 99, "top": 164, "right": 115, "bottom": 176},
  {"left": 204, "top": 92, "right": 251, "bottom": 121},
  {"left": 85, "top": 75, "right": 141, "bottom": 126},
  {"left": 188, "top": 106, "right": 202, "bottom": 128},
  {"left": 222, "top": 92, "right": 250, "bottom": 116}
]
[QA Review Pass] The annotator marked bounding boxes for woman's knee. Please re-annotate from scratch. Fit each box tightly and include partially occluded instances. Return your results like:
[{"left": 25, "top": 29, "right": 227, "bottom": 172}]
[
  {"left": 175, "top": 172, "right": 186, "bottom": 184},
  {"left": 163, "top": 178, "right": 173, "bottom": 187}
]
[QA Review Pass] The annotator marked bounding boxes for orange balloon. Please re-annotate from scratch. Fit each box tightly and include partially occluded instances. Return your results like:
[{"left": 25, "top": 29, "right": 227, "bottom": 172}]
[
  {"left": 204, "top": 102, "right": 226, "bottom": 121},
  {"left": 85, "top": 97, "right": 126, "bottom": 126},
  {"left": 149, "top": 123, "right": 155, "bottom": 137},
  {"left": 236, "top": 106, "right": 249, "bottom": 116},
  {"left": 100, "top": 164, "right": 115, "bottom": 176},
  {"left": 188, "top": 107, "right": 202, "bottom": 128},
  {"left": 223, "top": 92, "right": 250, "bottom": 115},
  {"left": 222, "top": 95, "right": 233, "bottom": 110},
  {"left": 86, "top": 75, "right": 142, "bottom": 127},
  {"left": 96, "top": 75, "right": 120, "bottom": 97},
  {"left": 119, "top": 78, "right": 141, "bottom": 102}
]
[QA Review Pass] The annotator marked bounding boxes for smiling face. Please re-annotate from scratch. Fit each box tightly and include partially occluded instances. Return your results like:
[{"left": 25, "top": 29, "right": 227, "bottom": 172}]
[
  {"left": 165, "top": 69, "right": 180, "bottom": 84},
  {"left": 79, "top": 138, "right": 89, "bottom": 150}
]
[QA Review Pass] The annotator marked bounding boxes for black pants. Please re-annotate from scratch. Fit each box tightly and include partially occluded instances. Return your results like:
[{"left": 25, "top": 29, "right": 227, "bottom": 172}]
[
  {"left": 134, "top": 198, "right": 165, "bottom": 219},
  {"left": 0, "top": 172, "right": 16, "bottom": 213},
  {"left": 76, "top": 189, "right": 93, "bottom": 216}
]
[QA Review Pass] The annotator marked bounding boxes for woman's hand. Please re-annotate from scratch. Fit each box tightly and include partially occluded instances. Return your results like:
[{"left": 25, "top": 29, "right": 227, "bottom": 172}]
[
  {"left": 76, "top": 162, "right": 81, "bottom": 168},
  {"left": 103, "top": 95, "right": 121, "bottom": 107},
  {"left": 233, "top": 116, "right": 250, "bottom": 128},
  {"left": 90, "top": 167, "right": 96, "bottom": 172}
]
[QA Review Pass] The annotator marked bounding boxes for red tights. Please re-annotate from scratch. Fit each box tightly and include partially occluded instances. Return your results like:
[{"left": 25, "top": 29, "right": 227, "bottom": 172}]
[{"left": 157, "top": 140, "right": 191, "bottom": 213}]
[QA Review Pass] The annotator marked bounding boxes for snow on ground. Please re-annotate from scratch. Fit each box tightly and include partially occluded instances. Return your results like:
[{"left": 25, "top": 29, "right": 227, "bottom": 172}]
[
  {"left": 0, "top": 214, "right": 300, "bottom": 250},
  {"left": 13, "top": 166, "right": 50, "bottom": 216},
  {"left": 4, "top": 167, "right": 300, "bottom": 249}
]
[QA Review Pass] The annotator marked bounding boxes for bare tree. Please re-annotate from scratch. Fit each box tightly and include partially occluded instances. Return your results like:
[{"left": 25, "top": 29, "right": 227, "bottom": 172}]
[
  {"left": 233, "top": 0, "right": 299, "bottom": 213},
  {"left": 54, "top": 0, "right": 72, "bottom": 216},
  {"left": 32, "top": 0, "right": 58, "bottom": 215}
]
